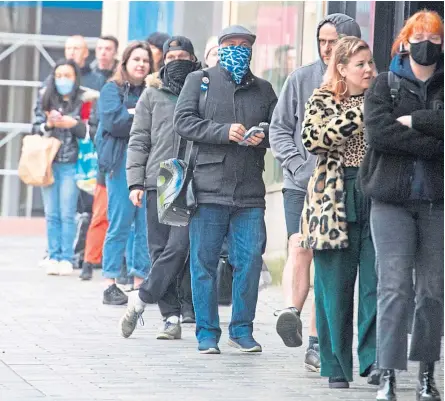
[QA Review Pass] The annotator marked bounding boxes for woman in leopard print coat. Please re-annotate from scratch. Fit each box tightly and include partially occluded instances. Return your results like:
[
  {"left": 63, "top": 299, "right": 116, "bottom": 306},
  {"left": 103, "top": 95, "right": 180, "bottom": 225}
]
[{"left": 300, "top": 37, "right": 378, "bottom": 388}]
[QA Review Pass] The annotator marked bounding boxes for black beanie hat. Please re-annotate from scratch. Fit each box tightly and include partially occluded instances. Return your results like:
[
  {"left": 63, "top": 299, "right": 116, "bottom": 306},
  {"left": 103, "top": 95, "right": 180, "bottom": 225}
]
[
  {"left": 146, "top": 32, "right": 171, "bottom": 51},
  {"left": 163, "top": 36, "right": 195, "bottom": 59}
]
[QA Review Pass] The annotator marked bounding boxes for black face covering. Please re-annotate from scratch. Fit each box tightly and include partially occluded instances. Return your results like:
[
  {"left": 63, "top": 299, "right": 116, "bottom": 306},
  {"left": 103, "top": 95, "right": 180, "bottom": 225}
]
[
  {"left": 409, "top": 40, "right": 442, "bottom": 66},
  {"left": 161, "top": 60, "right": 198, "bottom": 95}
]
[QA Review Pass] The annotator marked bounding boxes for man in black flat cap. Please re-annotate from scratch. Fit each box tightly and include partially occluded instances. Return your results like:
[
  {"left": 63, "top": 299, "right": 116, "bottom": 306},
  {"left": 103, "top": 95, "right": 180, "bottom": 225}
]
[{"left": 173, "top": 25, "right": 277, "bottom": 354}]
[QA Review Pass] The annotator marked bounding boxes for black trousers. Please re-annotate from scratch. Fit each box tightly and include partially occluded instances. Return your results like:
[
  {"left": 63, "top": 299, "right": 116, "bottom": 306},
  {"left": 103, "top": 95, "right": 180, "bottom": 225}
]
[
  {"left": 139, "top": 191, "right": 190, "bottom": 319},
  {"left": 371, "top": 200, "right": 444, "bottom": 370}
]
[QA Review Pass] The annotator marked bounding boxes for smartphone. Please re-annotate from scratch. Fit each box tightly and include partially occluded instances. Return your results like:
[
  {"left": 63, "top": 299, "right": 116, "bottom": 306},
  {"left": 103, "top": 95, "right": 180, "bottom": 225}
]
[{"left": 239, "top": 126, "right": 264, "bottom": 146}]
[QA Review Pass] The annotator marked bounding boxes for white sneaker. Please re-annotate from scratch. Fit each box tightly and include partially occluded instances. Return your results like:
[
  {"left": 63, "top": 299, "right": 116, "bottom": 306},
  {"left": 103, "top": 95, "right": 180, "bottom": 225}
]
[
  {"left": 38, "top": 256, "right": 49, "bottom": 269},
  {"left": 119, "top": 291, "right": 146, "bottom": 338},
  {"left": 58, "top": 261, "right": 73, "bottom": 276},
  {"left": 45, "top": 260, "right": 60, "bottom": 275}
]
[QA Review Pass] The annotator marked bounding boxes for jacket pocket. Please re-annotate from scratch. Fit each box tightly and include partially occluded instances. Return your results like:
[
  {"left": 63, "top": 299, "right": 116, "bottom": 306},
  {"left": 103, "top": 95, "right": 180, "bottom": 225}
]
[{"left": 194, "top": 152, "right": 226, "bottom": 193}]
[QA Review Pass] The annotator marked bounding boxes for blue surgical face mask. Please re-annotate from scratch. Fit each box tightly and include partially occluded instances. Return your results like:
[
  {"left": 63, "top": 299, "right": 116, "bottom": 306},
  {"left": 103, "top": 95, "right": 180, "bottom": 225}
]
[
  {"left": 218, "top": 45, "right": 252, "bottom": 84},
  {"left": 55, "top": 77, "right": 74, "bottom": 96}
]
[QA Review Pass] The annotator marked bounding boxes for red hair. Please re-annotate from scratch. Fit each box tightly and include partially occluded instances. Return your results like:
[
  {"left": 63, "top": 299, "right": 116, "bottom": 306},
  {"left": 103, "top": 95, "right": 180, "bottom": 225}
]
[{"left": 392, "top": 10, "right": 444, "bottom": 56}]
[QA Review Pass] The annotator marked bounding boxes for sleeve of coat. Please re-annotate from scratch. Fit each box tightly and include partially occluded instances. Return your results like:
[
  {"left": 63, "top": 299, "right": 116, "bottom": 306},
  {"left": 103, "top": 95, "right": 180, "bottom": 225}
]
[
  {"left": 126, "top": 88, "right": 153, "bottom": 190},
  {"left": 269, "top": 74, "right": 305, "bottom": 173},
  {"left": 411, "top": 110, "right": 444, "bottom": 140},
  {"left": 32, "top": 87, "right": 49, "bottom": 135},
  {"left": 254, "top": 83, "right": 277, "bottom": 149},
  {"left": 174, "top": 71, "right": 232, "bottom": 145},
  {"left": 99, "top": 82, "right": 133, "bottom": 139},
  {"left": 364, "top": 73, "right": 443, "bottom": 159},
  {"left": 302, "top": 92, "right": 363, "bottom": 155}
]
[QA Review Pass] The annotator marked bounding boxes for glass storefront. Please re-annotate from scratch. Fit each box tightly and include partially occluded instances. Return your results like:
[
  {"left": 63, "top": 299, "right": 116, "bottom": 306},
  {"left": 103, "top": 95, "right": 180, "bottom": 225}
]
[{"left": 230, "top": 1, "right": 325, "bottom": 188}]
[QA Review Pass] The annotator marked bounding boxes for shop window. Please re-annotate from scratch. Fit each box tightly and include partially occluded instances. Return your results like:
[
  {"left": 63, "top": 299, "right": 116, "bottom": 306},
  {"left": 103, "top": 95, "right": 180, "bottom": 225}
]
[{"left": 230, "top": 1, "right": 325, "bottom": 189}]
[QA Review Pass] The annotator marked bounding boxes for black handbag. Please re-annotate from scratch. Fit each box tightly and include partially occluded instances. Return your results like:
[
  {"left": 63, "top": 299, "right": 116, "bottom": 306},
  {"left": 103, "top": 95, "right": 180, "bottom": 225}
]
[{"left": 157, "top": 70, "right": 209, "bottom": 227}]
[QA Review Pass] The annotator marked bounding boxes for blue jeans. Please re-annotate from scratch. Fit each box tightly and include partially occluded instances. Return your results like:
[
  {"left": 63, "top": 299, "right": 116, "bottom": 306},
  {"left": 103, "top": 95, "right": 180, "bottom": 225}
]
[
  {"left": 102, "top": 156, "right": 150, "bottom": 279},
  {"left": 41, "top": 162, "right": 79, "bottom": 262},
  {"left": 189, "top": 204, "right": 266, "bottom": 342}
]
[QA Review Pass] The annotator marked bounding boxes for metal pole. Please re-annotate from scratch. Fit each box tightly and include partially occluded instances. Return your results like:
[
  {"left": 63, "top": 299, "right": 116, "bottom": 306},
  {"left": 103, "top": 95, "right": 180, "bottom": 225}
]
[{"left": 0, "top": 40, "right": 26, "bottom": 63}]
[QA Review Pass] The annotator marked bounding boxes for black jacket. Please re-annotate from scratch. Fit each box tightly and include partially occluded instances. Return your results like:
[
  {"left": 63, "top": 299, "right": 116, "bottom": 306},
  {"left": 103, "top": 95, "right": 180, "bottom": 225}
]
[
  {"left": 174, "top": 64, "right": 277, "bottom": 208},
  {"left": 32, "top": 89, "right": 88, "bottom": 163},
  {"left": 358, "top": 55, "right": 444, "bottom": 203}
]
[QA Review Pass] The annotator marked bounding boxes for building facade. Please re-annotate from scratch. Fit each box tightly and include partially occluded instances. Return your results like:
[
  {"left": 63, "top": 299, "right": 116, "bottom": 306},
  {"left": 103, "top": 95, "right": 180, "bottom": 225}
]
[{"left": 0, "top": 0, "right": 443, "bottom": 263}]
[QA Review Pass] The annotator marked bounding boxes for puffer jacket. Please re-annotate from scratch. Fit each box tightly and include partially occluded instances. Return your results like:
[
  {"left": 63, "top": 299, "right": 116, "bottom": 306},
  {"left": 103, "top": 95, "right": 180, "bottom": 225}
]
[
  {"left": 127, "top": 73, "right": 183, "bottom": 191},
  {"left": 32, "top": 89, "right": 94, "bottom": 163},
  {"left": 95, "top": 81, "right": 145, "bottom": 174},
  {"left": 174, "top": 64, "right": 277, "bottom": 208},
  {"left": 358, "top": 55, "right": 444, "bottom": 203}
]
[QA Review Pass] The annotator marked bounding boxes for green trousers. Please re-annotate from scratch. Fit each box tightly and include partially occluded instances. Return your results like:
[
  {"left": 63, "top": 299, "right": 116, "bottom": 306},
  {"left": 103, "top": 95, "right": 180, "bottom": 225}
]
[{"left": 314, "top": 168, "right": 377, "bottom": 382}]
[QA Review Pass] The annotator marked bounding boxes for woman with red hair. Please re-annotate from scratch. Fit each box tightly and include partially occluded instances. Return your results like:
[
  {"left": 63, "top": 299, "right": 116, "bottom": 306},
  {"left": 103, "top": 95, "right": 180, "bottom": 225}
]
[
  {"left": 359, "top": 10, "right": 444, "bottom": 401},
  {"left": 300, "top": 36, "right": 378, "bottom": 389}
]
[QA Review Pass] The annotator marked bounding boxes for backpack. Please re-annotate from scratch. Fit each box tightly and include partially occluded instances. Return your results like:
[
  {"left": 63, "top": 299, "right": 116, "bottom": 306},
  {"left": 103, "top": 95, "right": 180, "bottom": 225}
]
[{"left": 388, "top": 71, "right": 401, "bottom": 107}]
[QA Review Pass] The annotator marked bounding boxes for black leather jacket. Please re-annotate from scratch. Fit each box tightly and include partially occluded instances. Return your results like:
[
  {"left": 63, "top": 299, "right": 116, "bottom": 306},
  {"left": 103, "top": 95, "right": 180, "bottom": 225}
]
[{"left": 32, "top": 89, "right": 87, "bottom": 163}]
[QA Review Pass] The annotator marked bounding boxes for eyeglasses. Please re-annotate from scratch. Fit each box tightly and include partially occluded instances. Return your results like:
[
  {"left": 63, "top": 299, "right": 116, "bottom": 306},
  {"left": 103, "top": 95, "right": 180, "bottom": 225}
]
[{"left": 319, "top": 39, "right": 338, "bottom": 47}]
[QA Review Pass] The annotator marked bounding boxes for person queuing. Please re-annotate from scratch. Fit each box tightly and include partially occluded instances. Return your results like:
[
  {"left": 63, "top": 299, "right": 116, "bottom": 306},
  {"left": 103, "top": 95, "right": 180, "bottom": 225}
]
[
  {"left": 269, "top": 13, "right": 361, "bottom": 373},
  {"left": 146, "top": 31, "right": 171, "bottom": 72},
  {"left": 92, "top": 35, "right": 120, "bottom": 87},
  {"left": 300, "top": 36, "right": 379, "bottom": 389},
  {"left": 358, "top": 10, "right": 444, "bottom": 401},
  {"left": 33, "top": 59, "right": 91, "bottom": 275},
  {"left": 173, "top": 25, "right": 277, "bottom": 354},
  {"left": 95, "top": 42, "right": 153, "bottom": 305},
  {"left": 119, "top": 36, "right": 201, "bottom": 340}
]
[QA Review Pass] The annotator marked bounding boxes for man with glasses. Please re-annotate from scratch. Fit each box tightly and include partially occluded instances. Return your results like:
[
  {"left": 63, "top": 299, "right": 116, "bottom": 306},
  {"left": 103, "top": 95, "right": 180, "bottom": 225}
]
[{"left": 269, "top": 13, "right": 362, "bottom": 372}]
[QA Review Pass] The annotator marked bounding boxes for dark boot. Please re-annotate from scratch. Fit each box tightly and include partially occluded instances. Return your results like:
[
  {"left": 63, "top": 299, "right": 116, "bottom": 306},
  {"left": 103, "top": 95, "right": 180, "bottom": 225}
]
[
  {"left": 79, "top": 262, "right": 93, "bottom": 281},
  {"left": 417, "top": 362, "right": 441, "bottom": 401},
  {"left": 376, "top": 369, "right": 396, "bottom": 401},
  {"left": 364, "top": 361, "right": 381, "bottom": 386}
]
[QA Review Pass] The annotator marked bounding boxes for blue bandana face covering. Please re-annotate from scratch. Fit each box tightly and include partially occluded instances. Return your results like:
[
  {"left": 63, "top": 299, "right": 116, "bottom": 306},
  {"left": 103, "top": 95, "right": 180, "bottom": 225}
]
[
  {"left": 55, "top": 77, "right": 74, "bottom": 96},
  {"left": 218, "top": 45, "right": 252, "bottom": 84}
]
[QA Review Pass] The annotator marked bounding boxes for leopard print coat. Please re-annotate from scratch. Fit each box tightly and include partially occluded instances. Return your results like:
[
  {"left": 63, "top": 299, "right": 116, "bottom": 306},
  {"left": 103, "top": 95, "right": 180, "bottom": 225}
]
[{"left": 299, "top": 88, "right": 364, "bottom": 250}]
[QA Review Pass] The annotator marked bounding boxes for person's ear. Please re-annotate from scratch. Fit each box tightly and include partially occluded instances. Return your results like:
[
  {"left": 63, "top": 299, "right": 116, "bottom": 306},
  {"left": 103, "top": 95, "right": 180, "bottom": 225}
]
[{"left": 337, "top": 64, "right": 346, "bottom": 78}]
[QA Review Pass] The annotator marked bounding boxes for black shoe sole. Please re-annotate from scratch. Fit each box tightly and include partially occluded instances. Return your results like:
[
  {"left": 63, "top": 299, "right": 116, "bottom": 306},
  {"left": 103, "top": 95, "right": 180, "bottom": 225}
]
[
  {"left": 79, "top": 273, "right": 92, "bottom": 281},
  {"left": 276, "top": 311, "right": 303, "bottom": 347}
]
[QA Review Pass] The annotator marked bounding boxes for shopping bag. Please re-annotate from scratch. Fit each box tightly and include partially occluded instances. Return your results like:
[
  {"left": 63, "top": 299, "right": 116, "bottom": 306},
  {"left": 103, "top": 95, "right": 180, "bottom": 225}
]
[
  {"left": 76, "top": 130, "right": 97, "bottom": 195},
  {"left": 18, "top": 135, "right": 61, "bottom": 187}
]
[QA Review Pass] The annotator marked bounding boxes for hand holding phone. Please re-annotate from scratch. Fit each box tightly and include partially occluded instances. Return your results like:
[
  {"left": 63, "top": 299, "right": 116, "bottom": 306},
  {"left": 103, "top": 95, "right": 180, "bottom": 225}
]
[{"left": 238, "top": 126, "right": 264, "bottom": 146}]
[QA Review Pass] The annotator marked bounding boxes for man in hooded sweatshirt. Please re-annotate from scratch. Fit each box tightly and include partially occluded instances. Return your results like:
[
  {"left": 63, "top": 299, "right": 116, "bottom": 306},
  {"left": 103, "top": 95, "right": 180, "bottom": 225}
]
[
  {"left": 119, "top": 36, "right": 201, "bottom": 340},
  {"left": 173, "top": 25, "right": 277, "bottom": 355},
  {"left": 269, "top": 14, "right": 361, "bottom": 372}
]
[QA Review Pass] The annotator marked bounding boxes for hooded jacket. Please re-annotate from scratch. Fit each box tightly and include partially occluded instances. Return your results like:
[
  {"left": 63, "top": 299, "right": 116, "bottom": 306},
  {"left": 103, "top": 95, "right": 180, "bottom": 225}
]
[
  {"left": 358, "top": 54, "right": 444, "bottom": 203},
  {"left": 174, "top": 63, "right": 277, "bottom": 208},
  {"left": 126, "top": 73, "right": 185, "bottom": 191},
  {"left": 269, "top": 13, "right": 361, "bottom": 193}
]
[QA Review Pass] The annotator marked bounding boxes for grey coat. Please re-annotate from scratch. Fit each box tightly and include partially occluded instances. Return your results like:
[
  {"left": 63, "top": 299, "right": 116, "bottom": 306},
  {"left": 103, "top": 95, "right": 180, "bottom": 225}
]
[
  {"left": 126, "top": 73, "right": 182, "bottom": 191},
  {"left": 269, "top": 13, "right": 362, "bottom": 192},
  {"left": 174, "top": 64, "right": 277, "bottom": 208}
]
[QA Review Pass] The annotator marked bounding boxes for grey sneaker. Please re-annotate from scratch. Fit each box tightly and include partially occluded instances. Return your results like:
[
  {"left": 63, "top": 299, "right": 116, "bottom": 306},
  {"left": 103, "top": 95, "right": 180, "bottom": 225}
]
[
  {"left": 156, "top": 317, "right": 182, "bottom": 340},
  {"left": 119, "top": 291, "right": 146, "bottom": 338},
  {"left": 275, "top": 307, "right": 303, "bottom": 347},
  {"left": 304, "top": 344, "right": 321, "bottom": 372}
]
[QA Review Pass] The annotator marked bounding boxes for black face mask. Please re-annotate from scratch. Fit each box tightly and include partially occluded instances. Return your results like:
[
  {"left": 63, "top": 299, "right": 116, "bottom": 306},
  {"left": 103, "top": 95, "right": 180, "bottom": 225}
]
[
  {"left": 161, "top": 60, "right": 197, "bottom": 95},
  {"left": 409, "top": 40, "right": 442, "bottom": 66}
]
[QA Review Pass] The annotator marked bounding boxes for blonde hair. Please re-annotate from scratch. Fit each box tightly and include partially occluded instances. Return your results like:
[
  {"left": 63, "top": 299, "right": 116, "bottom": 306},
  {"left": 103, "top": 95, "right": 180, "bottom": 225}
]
[{"left": 322, "top": 36, "right": 372, "bottom": 100}]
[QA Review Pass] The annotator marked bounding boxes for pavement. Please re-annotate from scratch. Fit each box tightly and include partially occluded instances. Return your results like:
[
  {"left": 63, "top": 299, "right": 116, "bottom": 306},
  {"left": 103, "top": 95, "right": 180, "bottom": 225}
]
[{"left": 0, "top": 235, "right": 443, "bottom": 401}]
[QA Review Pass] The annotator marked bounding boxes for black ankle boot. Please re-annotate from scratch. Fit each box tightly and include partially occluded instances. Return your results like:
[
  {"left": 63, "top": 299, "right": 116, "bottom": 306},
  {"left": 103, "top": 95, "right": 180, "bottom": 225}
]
[
  {"left": 79, "top": 262, "right": 93, "bottom": 281},
  {"left": 417, "top": 362, "right": 441, "bottom": 401},
  {"left": 376, "top": 369, "right": 396, "bottom": 401}
]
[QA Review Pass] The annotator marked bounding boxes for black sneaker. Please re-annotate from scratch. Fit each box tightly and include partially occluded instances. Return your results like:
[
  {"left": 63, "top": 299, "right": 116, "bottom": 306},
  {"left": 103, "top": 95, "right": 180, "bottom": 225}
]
[
  {"left": 103, "top": 284, "right": 128, "bottom": 305},
  {"left": 329, "top": 376, "right": 349, "bottom": 389},
  {"left": 275, "top": 307, "right": 303, "bottom": 347},
  {"left": 304, "top": 343, "right": 321, "bottom": 372},
  {"left": 79, "top": 262, "right": 93, "bottom": 281}
]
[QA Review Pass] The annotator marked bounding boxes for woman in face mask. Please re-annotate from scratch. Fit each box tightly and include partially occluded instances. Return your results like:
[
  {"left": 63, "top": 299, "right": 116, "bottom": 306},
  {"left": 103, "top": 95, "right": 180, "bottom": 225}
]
[
  {"left": 96, "top": 42, "right": 153, "bottom": 306},
  {"left": 357, "top": 11, "right": 444, "bottom": 401},
  {"left": 32, "top": 59, "right": 91, "bottom": 276},
  {"left": 120, "top": 37, "right": 201, "bottom": 340}
]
